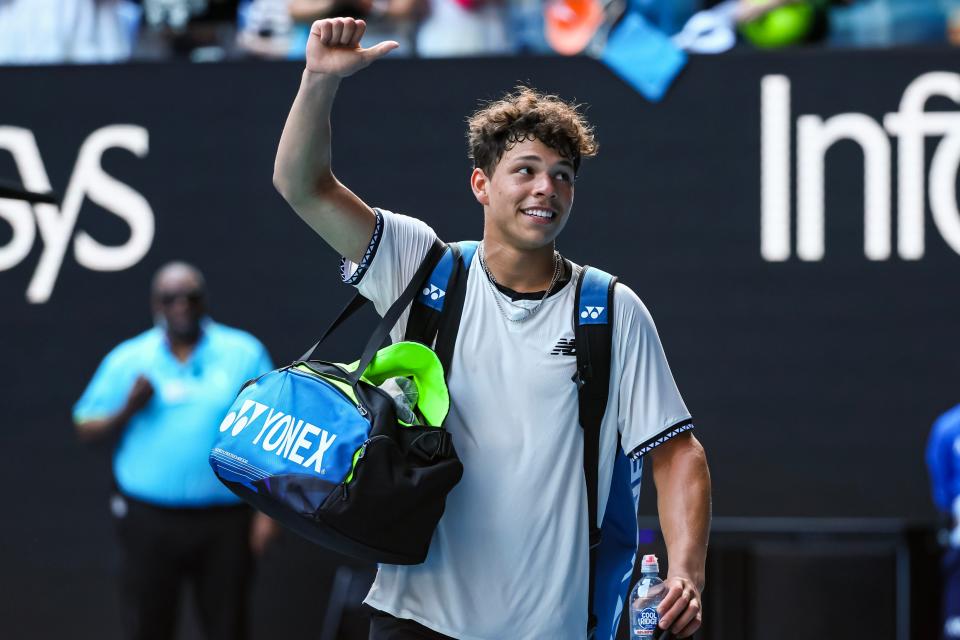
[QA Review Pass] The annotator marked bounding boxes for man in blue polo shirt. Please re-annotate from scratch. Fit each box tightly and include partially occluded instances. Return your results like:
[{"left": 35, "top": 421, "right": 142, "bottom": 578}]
[
  {"left": 74, "top": 261, "right": 275, "bottom": 640},
  {"left": 927, "top": 404, "right": 960, "bottom": 640}
]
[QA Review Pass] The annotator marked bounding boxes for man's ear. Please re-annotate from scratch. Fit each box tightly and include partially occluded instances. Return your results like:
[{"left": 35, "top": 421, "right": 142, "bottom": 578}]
[{"left": 470, "top": 167, "right": 490, "bottom": 206}]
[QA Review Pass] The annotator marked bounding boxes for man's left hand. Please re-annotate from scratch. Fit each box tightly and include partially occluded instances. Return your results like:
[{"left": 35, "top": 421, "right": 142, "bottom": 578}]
[{"left": 656, "top": 575, "right": 702, "bottom": 638}]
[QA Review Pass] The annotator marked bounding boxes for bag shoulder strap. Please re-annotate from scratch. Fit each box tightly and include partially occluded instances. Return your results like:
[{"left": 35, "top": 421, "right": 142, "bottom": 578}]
[
  {"left": 405, "top": 240, "right": 478, "bottom": 379},
  {"left": 574, "top": 265, "right": 617, "bottom": 639},
  {"left": 298, "top": 240, "right": 447, "bottom": 385}
]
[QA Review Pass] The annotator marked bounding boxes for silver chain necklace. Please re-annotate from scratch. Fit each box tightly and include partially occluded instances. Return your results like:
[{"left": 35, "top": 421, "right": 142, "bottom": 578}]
[{"left": 478, "top": 242, "right": 562, "bottom": 324}]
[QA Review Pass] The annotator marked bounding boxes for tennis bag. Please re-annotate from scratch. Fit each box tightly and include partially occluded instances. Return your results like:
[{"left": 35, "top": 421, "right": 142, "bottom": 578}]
[{"left": 209, "top": 241, "right": 463, "bottom": 564}]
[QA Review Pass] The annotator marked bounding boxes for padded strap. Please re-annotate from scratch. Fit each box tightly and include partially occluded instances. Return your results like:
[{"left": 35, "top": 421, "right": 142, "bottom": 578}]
[
  {"left": 433, "top": 241, "right": 477, "bottom": 378},
  {"left": 296, "top": 240, "right": 446, "bottom": 380},
  {"left": 574, "top": 266, "right": 617, "bottom": 639},
  {"left": 348, "top": 239, "right": 447, "bottom": 385},
  {"left": 405, "top": 244, "right": 461, "bottom": 347},
  {"left": 297, "top": 292, "right": 369, "bottom": 362},
  {"left": 405, "top": 240, "right": 478, "bottom": 380}
]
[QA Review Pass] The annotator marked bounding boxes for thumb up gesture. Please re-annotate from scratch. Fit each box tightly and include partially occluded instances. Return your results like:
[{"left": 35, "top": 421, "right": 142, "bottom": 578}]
[{"left": 305, "top": 18, "right": 399, "bottom": 77}]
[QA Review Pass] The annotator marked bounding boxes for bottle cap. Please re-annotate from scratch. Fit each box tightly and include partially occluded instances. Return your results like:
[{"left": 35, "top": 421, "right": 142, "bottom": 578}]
[{"left": 641, "top": 554, "right": 659, "bottom": 573}]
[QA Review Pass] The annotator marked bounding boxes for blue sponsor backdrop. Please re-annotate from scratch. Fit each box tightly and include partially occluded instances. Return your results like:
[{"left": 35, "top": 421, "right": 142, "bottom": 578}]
[{"left": 0, "top": 50, "right": 956, "bottom": 638}]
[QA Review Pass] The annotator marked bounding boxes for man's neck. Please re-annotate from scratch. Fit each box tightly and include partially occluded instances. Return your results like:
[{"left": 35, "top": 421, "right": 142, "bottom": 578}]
[
  {"left": 166, "top": 334, "right": 199, "bottom": 363},
  {"left": 481, "top": 238, "right": 557, "bottom": 293}
]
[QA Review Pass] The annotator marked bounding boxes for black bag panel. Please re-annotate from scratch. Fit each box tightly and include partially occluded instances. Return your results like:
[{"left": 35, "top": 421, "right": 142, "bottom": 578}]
[
  {"left": 320, "top": 430, "right": 463, "bottom": 564},
  {"left": 257, "top": 473, "right": 340, "bottom": 515},
  {"left": 213, "top": 476, "right": 382, "bottom": 559},
  {"left": 396, "top": 426, "right": 456, "bottom": 463}
]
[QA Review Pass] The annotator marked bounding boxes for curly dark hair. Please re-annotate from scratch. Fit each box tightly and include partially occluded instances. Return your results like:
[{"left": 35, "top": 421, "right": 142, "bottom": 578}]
[{"left": 467, "top": 86, "right": 598, "bottom": 176}]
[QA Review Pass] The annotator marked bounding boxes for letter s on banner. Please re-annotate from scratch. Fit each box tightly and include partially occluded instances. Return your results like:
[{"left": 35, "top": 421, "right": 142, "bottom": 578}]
[
  {"left": 72, "top": 126, "right": 153, "bottom": 272},
  {"left": 0, "top": 125, "right": 154, "bottom": 304}
]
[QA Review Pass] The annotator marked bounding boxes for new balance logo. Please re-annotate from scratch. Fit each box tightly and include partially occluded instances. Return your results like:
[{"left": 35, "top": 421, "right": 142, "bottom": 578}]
[
  {"left": 422, "top": 284, "right": 445, "bottom": 300},
  {"left": 551, "top": 338, "right": 576, "bottom": 356},
  {"left": 580, "top": 306, "right": 605, "bottom": 320}
]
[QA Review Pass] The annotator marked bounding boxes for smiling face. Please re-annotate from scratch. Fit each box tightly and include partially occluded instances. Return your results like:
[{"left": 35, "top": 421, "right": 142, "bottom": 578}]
[{"left": 472, "top": 137, "right": 576, "bottom": 251}]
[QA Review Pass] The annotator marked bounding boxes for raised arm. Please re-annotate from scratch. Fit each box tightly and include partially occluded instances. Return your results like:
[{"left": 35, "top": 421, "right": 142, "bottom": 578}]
[
  {"left": 75, "top": 375, "right": 153, "bottom": 443},
  {"left": 272, "top": 18, "right": 398, "bottom": 263}
]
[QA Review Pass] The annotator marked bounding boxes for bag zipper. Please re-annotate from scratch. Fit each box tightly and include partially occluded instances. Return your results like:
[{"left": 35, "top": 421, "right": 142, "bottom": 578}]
[{"left": 342, "top": 435, "right": 389, "bottom": 499}]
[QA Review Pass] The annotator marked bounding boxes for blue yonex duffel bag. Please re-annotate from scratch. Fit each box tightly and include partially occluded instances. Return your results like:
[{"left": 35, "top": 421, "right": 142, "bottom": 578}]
[{"left": 209, "top": 241, "right": 463, "bottom": 564}]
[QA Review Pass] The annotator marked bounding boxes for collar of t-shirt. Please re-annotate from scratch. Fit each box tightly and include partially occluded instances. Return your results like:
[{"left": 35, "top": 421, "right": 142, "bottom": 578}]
[
  {"left": 490, "top": 258, "right": 573, "bottom": 302},
  {"left": 159, "top": 316, "right": 212, "bottom": 365}
]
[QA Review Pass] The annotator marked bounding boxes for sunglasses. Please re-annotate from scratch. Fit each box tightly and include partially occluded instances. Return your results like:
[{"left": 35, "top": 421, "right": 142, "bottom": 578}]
[{"left": 158, "top": 290, "right": 204, "bottom": 306}]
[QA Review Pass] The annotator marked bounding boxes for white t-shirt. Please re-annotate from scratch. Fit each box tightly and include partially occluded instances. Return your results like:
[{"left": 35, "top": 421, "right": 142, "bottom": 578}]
[{"left": 342, "top": 209, "right": 692, "bottom": 640}]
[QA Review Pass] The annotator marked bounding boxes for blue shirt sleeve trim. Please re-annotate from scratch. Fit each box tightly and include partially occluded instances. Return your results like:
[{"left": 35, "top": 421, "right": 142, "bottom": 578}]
[{"left": 340, "top": 208, "right": 384, "bottom": 286}]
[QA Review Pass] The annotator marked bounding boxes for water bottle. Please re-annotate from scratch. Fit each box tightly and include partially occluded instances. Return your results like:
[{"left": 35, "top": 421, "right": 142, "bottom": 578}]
[{"left": 630, "top": 554, "right": 667, "bottom": 638}]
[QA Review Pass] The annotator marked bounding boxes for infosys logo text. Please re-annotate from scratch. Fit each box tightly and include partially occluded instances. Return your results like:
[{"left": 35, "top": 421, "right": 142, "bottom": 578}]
[
  {"left": 0, "top": 125, "right": 154, "bottom": 303},
  {"left": 761, "top": 72, "right": 960, "bottom": 261}
]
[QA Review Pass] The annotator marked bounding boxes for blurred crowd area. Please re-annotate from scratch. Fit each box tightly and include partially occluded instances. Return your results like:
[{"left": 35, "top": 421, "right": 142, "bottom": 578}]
[{"left": 1, "top": 0, "right": 960, "bottom": 65}]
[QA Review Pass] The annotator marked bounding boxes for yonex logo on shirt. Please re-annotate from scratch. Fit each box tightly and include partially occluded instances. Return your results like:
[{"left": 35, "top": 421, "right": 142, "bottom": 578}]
[
  {"left": 423, "top": 284, "right": 446, "bottom": 300},
  {"left": 580, "top": 306, "right": 605, "bottom": 320}
]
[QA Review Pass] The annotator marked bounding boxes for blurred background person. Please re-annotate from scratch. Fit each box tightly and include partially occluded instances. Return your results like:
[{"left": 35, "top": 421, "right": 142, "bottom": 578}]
[
  {"left": 135, "top": 0, "right": 242, "bottom": 61},
  {"left": 285, "top": 0, "right": 422, "bottom": 58},
  {"left": 0, "top": 0, "right": 139, "bottom": 64},
  {"left": 236, "top": 0, "right": 297, "bottom": 58},
  {"left": 508, "top": 0, "right": 552, "bottom": 52},
  {"left": 828, "top": 0, "right": 960, "bottom": 47},
  {"left": 927, "top": 404, "right": 960, "bottom": 640},
  {"left": 416, "top": 0, "right": 513, "bottom": 56},
  {"left": 73, "top": 261, "right": 278, "bottom": 640}
]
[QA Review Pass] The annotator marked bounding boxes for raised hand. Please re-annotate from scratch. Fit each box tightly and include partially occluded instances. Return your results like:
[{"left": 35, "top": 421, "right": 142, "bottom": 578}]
[
  {"left": 125, "top": 375, "right": 154, "bottom": 415},
  {"left": 305, "top": 18, "right": 399, "bottom": 78}
]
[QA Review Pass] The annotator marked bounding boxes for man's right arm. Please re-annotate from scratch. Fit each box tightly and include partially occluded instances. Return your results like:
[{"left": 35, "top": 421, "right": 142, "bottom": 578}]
[
  {"left": 74, "top": 375, "right": 153, "bottom": 443},
  {"left": 273, "top": 18, "right": 398, "bottom": 263}
]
